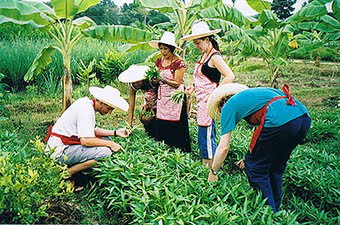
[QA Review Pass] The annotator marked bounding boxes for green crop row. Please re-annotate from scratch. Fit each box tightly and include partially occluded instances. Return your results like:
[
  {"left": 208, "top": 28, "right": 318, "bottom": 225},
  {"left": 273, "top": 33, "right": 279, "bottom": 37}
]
[{"left": 84, "top": 128, "right": 300, "bottom": 224}]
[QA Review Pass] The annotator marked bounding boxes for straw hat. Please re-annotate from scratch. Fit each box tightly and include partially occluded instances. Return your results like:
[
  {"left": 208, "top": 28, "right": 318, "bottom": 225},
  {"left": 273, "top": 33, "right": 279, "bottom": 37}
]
[
  {"left": 118, "top": 65, "right": 150, "bottom": 83},
  {"left": 180, "top": 21, "right": 221, "bottom": 41},
  {"left": 149, "top": 31, "right": 183, "bottom": 51},
  {"left": 207, "top": 83, "right": 249, "bottom": 119},
  {"left": 89, "top": 85, "right": 129, "bottom": 111}
]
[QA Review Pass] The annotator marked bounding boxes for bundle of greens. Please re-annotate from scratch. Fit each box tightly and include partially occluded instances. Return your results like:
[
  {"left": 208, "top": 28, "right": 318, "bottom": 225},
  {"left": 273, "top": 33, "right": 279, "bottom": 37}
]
[
  {"left": 138, "top": 108, "right": 156, "bottom": 125},
  {"left": 145, "top": 65, "right": 161, "bottom": 80},
  {"left": 171, "top": 90, "right": 185, "bottom": 104}
]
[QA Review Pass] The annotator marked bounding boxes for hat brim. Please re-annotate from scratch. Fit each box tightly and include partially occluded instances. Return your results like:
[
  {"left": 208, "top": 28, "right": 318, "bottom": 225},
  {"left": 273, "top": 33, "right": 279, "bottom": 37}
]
[
  {"left": 89, "top": 87, "right": 129, "bottom": 112},
  {"left": 180, "top": 29, "right": 222, "bottom": 41},
  {"left": 118, "top": 65, "right": 149, "bottom": 83},
  {"left": 207, "top": 83, "right": 249, "bottom": 119},
  {"left": 149, "top": 41, "right": 183, "bottom": 51}
]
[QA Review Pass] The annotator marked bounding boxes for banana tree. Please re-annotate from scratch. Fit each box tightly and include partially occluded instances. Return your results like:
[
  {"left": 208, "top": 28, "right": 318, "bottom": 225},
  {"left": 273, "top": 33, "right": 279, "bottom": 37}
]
[
  {"left": 139, "top": 0, "right": 252, "bottom": 49},
  {"left": 0, "top": 0, "right": 154, "bottom": 111},
  {"left": 219, "top": 0, "right": 336, "bottom": 87},
  {"left": 0, "top": 0, "right": 101, "bottom": 111},
  {"left": 288, "top": 0, "right": 340, "bottom": 67}
]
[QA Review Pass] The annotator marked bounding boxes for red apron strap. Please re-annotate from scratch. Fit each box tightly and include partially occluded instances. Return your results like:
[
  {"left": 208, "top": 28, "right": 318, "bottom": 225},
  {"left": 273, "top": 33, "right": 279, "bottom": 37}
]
[
  {"left": 50, "top": 132, "right": 81, "bottom": 145},
  {"left": 282, "top": 84, "right": 296, "bottom": 106},
  {"left": 249, "top": 96, "right": 286, "bottom": 152},
  {"left": 248, "top": 84, "right": 297, "bottom": 152},
  {"left": 44, "top": 125, "right": 53, "bottom": 143},
  {"left": 44, "top": 125, "right": 81, "bottom": 145}
]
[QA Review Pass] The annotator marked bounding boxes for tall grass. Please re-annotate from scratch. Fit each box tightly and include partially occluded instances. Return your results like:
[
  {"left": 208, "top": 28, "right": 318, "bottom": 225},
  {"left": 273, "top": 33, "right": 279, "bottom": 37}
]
[{"left": 0, "top": 37, "right": 117, "bottom": 93}]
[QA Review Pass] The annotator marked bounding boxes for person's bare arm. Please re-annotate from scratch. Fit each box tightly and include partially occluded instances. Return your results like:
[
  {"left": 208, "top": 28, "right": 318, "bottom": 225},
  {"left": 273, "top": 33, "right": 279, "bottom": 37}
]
[
  {"left": 208, "top": 131, "right": 232, "bottom": 182},
  {"left": 160, "top": 67, "right": 185, "bottom": 88},
  {"left": 128, "top": 86, "right": 137, "bottom": 127},
  {"left": 95, "top": 128, "right": 131, "bottom": 138},
  {"left": 211, "top": 55, "right": 235, "bottom": 85},
  {"left": 80, "top": 137, "right": 123, "bottom": 152}
]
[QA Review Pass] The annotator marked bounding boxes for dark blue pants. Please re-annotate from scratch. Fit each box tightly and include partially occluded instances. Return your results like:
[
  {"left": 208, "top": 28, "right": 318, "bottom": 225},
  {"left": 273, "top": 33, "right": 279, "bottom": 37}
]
[{"left": 245, "top": 114, "right": 311, "bottom": 212}]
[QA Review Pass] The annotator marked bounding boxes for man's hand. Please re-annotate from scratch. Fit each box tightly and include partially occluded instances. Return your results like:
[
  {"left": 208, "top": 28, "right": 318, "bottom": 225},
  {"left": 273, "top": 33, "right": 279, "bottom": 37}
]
[
  {"left": 208, "top": 171, "right": 219, "bottom": 182},
  {"left": 235, "top": 159, "right": 245, "bottom": 170},
  {"left": 108, "top": 142, "right": 124, "bottom": 152},
  {"left": 116, "top": 128, "right": 131, "bottom": 138}
]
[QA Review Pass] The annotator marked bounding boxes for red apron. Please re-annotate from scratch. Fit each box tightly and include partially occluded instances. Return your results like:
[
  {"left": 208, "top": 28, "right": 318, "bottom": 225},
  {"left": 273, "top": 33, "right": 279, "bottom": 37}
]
[
  {"left": 248, "top": 84, "right": 296, "bottom": 153},
  {"left": 194, "top": 48, "right": 217, "bottom": 126},
  {"left": 44, "top": 99, "right": 99, "bottom": 145},
  {"left": 44, "top": 125, "right": 81, "bottom": 145}
]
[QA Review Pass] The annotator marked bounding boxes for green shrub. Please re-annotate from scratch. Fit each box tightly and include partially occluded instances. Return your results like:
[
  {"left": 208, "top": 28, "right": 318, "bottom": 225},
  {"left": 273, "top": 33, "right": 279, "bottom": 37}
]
[
  {"left": 97, "top": 50, "right": 129, "bottom": 84},
  {"left": 0, "top": 132, "right": 71, "bottom": 224}
]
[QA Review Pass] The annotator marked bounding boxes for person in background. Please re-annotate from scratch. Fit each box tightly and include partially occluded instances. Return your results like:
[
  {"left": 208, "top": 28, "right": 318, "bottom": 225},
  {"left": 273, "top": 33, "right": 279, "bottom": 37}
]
[
  {"left": 180, "top": 21, "right": 235, "bottom": 166},
  {"left": 118, "top": 65, "right": 158, "bottom": 138},
  {"left": 206, "top": 83, "right": 311, "bottom": 212},
  {"left": 45, "top": 86, "right": 131, "bottom": 180},
  {"left": 149, "top": 31, "right": 191, "bottom": 153}
]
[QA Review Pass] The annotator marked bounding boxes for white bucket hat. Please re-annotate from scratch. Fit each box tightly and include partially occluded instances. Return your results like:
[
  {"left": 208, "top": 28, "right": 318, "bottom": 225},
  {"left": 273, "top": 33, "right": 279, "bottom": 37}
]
[
  {"left": 180, "top": 21, "right": 222, "bottom": 41},
  {"left": 118, "top": 65, "right": 150, "bottom": 83},
  {"left": 149, "top": 31, "right": 183, "bottom": 51},
  {"left": 89, "top": 85, "right": 129, "bottom": 112},
  {"left": 207, "top": 83, "right": 249, "bottom": 119}
]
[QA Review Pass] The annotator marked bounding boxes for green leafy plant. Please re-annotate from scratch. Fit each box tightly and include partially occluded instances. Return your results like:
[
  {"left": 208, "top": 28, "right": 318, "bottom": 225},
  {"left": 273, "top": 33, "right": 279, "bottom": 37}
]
[
  {"left": 137, "top": 108, "right": 156, "bottom": 126},
  {"left": 84, "top": 128, "right": 300, "bottom": 224},
  {"left": 145, "top": 65, "right": 161, "bottom": 80},
  {"left": 76, "top": 59, "right": 97, "bottom": 89},
  {"left": 0, "top": 132, "right": 71, "bottom": 224},
  {"left": 97, "top": 50, "right": 128, "bottom": 83},
  {"left": 171, "top": 90, "right": 185, "bottom": 104}
]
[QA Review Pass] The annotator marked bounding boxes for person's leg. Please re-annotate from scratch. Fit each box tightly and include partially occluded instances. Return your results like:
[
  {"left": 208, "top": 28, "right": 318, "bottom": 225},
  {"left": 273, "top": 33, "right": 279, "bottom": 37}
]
[
  {"left": 68, "top": 159, "right": 97, "bottom": 176},
  {"left": 198, "top": 122, "right": 216, "bottom": 167},
  {"left": 269, "top": 114, "right": 311, "bottom": 210},
  {"left": 246, "top": 114, "right": 311, "bottom": 212},
  {"left": 58, "top": 145, "right": 112, "bottom": 175},
  {"left": 269, "top": 168, "right": 284, "bottom": 211},
  {"left": 245, "top": 151, "right": 277, "bottom": 212}
]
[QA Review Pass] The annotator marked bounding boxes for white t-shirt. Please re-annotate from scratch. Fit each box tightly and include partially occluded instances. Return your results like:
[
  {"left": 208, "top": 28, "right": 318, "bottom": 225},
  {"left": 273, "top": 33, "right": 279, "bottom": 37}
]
[{"left": 46, "top": 97, "right": 96, "bottom": 158}]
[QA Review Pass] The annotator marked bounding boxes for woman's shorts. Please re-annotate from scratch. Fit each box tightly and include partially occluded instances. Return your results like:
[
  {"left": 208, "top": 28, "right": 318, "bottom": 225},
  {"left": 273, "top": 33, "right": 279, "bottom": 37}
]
[{"left": 198, "top": 121, "right": 217, "bottom": 159}]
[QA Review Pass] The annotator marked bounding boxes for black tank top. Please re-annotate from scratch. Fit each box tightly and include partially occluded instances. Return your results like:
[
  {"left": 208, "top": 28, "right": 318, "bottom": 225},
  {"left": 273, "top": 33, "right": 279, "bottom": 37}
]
[{"left": 201, "top": 52, "right": 222, "bottom": 84}]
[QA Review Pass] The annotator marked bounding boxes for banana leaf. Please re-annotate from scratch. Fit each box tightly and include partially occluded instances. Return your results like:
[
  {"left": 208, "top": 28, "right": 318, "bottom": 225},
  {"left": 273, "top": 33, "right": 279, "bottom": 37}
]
[{"left": 24, "top": 45, "right": 57, "bottom": 82}]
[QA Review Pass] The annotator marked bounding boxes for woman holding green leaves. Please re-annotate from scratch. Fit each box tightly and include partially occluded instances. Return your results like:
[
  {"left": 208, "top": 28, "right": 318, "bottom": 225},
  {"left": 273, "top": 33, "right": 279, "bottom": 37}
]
[
  {"left": 118, "top": 65, "right": 158, "bottom": 138},
  {"left": 148, "top": 31, "right": 191, "bottom": 153}
]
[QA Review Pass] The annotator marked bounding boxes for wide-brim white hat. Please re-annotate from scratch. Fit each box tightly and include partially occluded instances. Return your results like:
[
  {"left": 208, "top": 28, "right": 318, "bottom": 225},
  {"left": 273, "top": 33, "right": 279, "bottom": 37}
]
[
  {"left": 118, "top": 65, "right": 150, "bottom": 83},
  {"left": 89, "top": 86, "right": 129, "bottom": 112},
  {"left": 180, "top": 21, "right": 222, "bottom": 41},
  {"left": 149, "top": 31, "right": 183, "bottom": 51},
  {"left": 207, "top": 83, "right": 249, "bottom": 119}
]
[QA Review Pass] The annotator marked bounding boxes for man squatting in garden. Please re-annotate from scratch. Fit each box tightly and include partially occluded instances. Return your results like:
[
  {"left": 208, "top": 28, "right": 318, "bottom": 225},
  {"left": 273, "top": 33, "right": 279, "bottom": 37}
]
[
  {"left": 207, "top": 83, "right": 311, "bottom": 212},
  {"left": 45, "top": 86, "right": 131, "bottom": 181}
]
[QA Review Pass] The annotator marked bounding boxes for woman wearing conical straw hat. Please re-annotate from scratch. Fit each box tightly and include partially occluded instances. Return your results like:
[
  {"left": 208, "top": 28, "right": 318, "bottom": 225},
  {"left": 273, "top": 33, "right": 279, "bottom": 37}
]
[
  {"left": 180, "top": 21, "right": 235, "bottom": 167},
  {"left": 118, "top": 65, "right": 158, "bottom": 139},
  {"left": 149, "top": 31, "right": 191, "bottom": 153},
  {"left": 206, "top": 83, "right": 311, "bottom": 212}
]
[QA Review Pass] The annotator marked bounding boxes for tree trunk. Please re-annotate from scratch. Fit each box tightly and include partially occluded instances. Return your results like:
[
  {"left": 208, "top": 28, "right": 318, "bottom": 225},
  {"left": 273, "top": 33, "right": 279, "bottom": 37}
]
[
  {"left": 62, "top": 67, "right": 73, "bottom": 112},
  {"left": 270, "top": 66, "right": 280, "bottom": 88},
  {"left": 314, "top": 55, "right": 320, "bottom": 67}
]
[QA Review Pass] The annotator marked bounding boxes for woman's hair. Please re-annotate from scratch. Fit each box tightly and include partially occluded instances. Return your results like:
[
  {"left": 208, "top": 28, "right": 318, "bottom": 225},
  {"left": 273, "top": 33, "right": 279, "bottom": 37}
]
[
  {"left": 200, "top": 35, "right": 219, "bottom": 51},
  {"left": 218, "top": 96, "right": 231, "bottom": 112},
  {"left": 158, "top": 42, "right": 176, "bottom": 53}
]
